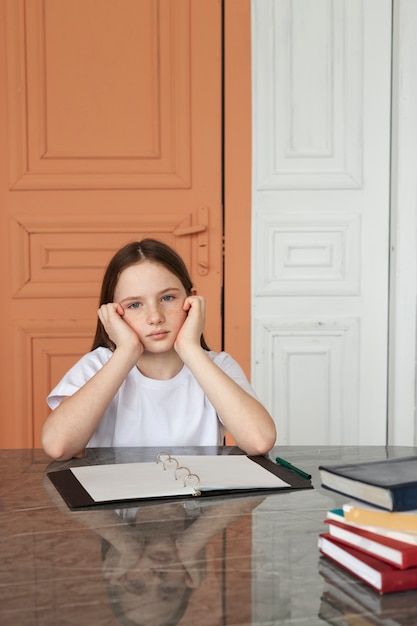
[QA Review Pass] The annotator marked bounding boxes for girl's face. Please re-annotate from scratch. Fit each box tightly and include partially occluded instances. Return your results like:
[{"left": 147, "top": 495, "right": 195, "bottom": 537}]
[
  {"left": 103, "top": 538, "right": 190, "bottom": 626},
  {"left": 113, "top": 260, "right": 188, "bottom": 354},
  {"left": 102, "top": 505, "right": 192, "bottom": 625}
]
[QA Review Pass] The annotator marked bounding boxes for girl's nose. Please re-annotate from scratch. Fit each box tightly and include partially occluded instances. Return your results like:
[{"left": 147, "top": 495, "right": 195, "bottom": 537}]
[{"left": 147, "top": 305, "right": 164, "bottom": 324}]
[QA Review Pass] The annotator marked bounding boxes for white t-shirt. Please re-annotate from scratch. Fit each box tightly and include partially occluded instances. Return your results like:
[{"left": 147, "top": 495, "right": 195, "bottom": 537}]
[{"left": 47, "top": 347, "right": 258, "bottom": 449}]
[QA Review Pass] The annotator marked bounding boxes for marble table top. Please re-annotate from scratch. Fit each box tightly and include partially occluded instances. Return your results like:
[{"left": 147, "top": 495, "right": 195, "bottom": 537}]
[{"left": 1, "top": 445, "right": 416, "bottom": 626}]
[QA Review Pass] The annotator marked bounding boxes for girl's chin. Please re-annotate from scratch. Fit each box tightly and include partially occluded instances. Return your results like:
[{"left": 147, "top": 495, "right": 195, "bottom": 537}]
[{"left": 142, "top": 341, "right": 176, "bottom": 354}]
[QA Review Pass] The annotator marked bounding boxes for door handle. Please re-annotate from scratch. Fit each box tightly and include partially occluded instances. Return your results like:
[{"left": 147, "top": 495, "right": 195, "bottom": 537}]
[
  {"left": 173, "top": 224, "right": 206, "bottom": 236},
  {"left": 173, "top": 206, "right": 209, "bottom": 275}
]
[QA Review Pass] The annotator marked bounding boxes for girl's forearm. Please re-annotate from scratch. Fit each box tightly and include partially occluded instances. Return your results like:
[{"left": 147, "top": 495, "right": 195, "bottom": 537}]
[
  {"left": 42, "top": 347, "right": 139, "bottom": 461},
  {"left": 181, "top": 348, "right": 277, "bottom": 455}
]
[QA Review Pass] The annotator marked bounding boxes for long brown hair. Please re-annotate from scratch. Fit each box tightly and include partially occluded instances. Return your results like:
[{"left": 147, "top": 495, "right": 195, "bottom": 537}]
[{"left": 91, "top": 239, "right": 210, "bottom": 351}]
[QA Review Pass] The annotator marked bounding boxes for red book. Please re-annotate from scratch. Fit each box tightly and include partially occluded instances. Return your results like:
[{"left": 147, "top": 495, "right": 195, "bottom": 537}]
[
  {"left": 318, "top": 533, "right": 417, "bottom": 594},
  {"left": 324, "top": 518, "right": 417, "bottom": 569}
]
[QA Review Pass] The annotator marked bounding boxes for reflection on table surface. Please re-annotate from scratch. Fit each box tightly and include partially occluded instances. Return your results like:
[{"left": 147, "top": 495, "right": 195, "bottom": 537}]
[{"left": 1, "top": 445, "right": 417, "bottom": 626}]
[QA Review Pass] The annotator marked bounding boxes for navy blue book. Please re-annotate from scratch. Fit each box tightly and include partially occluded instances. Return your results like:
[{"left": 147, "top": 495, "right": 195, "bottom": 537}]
[{"left": 319, "top": 456, "right": 417, "bottom": 512}]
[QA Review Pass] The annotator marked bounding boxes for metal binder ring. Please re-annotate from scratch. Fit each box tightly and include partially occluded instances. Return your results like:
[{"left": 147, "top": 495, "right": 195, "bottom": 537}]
[
  {"left": 174, "top": 466, "right": 190, "bottom": 481},
  {"left": 156, "top": 452, "right": 178, "bottom": 470},
  {"left": 156, "top": 451, "right": 170, "bottom": 464},
  {"left": 183, "top": 472, "right": 201, "bottom": 489}
]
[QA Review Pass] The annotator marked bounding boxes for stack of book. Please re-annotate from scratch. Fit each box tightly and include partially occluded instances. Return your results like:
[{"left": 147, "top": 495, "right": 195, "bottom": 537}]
[{"left": 317, "top": 455, "right": 417, "bottom": 594}]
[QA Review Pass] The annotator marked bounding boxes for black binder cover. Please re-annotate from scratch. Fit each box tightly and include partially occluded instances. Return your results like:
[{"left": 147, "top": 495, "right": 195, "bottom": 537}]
[{"left": 47, "top": 454, "right": 313, "bottom": 510}]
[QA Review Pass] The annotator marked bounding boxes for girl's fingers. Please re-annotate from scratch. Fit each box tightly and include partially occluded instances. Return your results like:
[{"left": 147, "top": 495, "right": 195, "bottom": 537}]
[
  {"left": 183, "top": 295, "right": 206, "bottom": 315},
  {"left": 98, "top": 302, "right": 121, "bottom": 321},
  {"left": 175, "top": 296, "right": 206, "bottom": 354},
  {"left": 98, "top": 303, "right": 141, "bottom": 350}
]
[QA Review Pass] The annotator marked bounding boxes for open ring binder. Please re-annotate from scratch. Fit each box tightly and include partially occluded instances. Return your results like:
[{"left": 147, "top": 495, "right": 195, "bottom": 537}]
[
  {"left": 156, "top": 452, "right": 202, "bottom": 495},
  {"left": 47, "top": 452, "right": 313, "bottom": 509}
]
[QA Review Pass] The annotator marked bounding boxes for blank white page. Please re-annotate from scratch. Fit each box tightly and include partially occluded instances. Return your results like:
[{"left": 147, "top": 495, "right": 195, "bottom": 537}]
[{"left": 70, "top": 455, "right": 289, "bottom": 503}]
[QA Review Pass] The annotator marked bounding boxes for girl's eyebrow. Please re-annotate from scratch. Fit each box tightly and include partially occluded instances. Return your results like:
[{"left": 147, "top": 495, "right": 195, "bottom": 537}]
[{"left": 119, "top": 287, "right": 182, "bottom": 304}]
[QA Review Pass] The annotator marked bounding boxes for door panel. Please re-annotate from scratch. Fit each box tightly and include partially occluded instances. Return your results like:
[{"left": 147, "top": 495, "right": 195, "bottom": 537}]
[
  {"left": 0, "top": 0, "right": 223, "bottom": 447},
  {"left": 8, "top": 0, "right": 192, "bottom": 187},
  {"left": 252, "top": 0, "right": 392, "bottom": 445}
]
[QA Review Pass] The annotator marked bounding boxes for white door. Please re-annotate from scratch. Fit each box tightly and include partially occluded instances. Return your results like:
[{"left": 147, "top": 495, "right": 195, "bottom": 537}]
[{"left": 251, "top": 0, "right": 392, "bottom": 445}]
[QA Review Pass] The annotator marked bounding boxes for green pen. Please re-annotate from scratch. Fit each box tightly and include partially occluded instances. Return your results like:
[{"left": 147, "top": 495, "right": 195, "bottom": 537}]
[{"left": 275, "top": 456, "right": 312, "bottom": 480}]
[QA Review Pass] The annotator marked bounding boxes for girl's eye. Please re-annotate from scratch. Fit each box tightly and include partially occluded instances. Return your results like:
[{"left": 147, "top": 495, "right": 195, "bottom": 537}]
[
  {"left": 127, "top": 302, "right": 140, "bottom": 309},
  {"left": 161, "top": 295, "right": 174, "bottom": 302}
]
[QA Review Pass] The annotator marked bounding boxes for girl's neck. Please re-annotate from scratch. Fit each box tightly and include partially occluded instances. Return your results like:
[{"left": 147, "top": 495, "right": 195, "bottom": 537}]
[{"left": 136, "top": 350, "right": 184, "bottom": 380}]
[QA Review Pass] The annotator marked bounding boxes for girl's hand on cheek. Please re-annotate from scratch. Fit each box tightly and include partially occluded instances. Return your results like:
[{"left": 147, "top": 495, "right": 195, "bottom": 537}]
[
  {"left": 174, "top": 295, "right": 206, "bottom": 357},
  {"left": 98, "top": 303, "right": 144, "bottom": 356},
  {"left": 102, "top": 535, "right": 145, "bottom": 585}
]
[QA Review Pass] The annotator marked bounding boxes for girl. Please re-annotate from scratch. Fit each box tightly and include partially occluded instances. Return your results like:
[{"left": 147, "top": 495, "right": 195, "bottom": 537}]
[{"left": 42, "top": 239, "right": 276, "bottom": 461}]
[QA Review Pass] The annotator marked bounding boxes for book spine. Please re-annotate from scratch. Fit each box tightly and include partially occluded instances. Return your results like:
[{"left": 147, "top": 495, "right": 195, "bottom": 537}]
[
  {"left": 392, "top": 485, "right": 417, "bottom": 512},
  {"left": 344, "top": 508, "right": 417, "bottom": 531}
]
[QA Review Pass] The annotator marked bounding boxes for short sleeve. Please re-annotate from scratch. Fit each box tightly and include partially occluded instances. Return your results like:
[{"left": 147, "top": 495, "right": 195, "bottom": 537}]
[
  {"left": 46, "top": 347, "right": 112, "bottom": 410},
  {"left": 209, "top": 351, "right": 260, "bottom": 400}
]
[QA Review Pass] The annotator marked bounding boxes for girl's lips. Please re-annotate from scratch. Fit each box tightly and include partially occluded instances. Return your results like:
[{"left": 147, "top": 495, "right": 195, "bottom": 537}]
[{"left": 148, "top": 331, "right": 169, "bottom": 340}]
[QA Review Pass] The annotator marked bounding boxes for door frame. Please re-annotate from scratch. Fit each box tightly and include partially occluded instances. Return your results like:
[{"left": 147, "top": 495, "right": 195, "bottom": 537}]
[
  {"left": 224, "top": 0, "right": 252, "bottom": 379},
  {"left": 389, "top": 0, "right": 417, "bottom": 445}
]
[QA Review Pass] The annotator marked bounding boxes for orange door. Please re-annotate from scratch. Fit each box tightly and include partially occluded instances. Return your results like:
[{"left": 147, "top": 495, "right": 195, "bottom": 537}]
[{"left": 0, "top": 0, "right": 226, "bottom": 448}]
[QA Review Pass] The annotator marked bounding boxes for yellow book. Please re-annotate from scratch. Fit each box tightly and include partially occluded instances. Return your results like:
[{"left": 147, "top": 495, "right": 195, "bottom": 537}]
[{"left": 343, "top": 502, "right": 417, "bottom": 531}]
